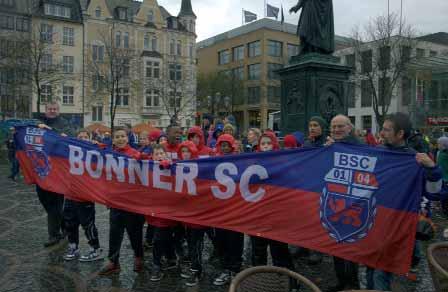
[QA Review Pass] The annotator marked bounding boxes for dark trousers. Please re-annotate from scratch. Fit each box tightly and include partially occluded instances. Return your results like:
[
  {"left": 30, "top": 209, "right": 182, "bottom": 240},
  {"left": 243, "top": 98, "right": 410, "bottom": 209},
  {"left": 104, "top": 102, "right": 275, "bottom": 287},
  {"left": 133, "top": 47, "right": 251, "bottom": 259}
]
[
  {"left": 152, "top": 226, "right": 176, "bottom": 269},
  {"left": 145, "top": 224, "right": 154, "bottom": 243},
  {"left": 8, "top": 154, "right": 19, "bottom": 178},
  {"left": 108, "top": 208, "right": 145, "bottom": 264},
  {"left": 173, "top": 224, "right": 186, "bottom": 259},
  {"left": 63, "top": 199, "right": 99, "bottom": 249},
  {"left": 251, "top": 236, "right": 293, "bottom": 269},
  {"left": 187, "top": 228, "right": 205, "bottom": 273},
  {"left": 216, "top": 228, "right": 244, "bottom": 273},
  {"left": 36, "top": 185, "right": 64, "bottom": 239},
  {"left": 333, "top": 257, "right": 359, "bottom": 289}
]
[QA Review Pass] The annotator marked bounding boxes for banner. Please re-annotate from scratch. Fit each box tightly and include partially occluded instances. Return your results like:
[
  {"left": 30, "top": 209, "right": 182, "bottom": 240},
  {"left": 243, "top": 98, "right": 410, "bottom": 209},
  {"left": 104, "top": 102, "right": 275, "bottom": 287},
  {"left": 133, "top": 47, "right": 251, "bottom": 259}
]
[{"left": 15, "top": 126, "right": 424, "bottom": 275}]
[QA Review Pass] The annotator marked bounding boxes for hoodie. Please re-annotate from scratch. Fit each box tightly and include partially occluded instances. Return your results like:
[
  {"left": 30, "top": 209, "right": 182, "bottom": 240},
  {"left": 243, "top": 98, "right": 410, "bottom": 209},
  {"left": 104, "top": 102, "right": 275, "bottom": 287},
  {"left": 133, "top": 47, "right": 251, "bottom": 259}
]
[
  {"left": 187, "top": 126, "right": 213, "bottom": 158},
  {"left": 113, "top": 144, "right": 141, "bottom": 159},
  {"left": 215, "top": 134, "right": 237, "bottom": 156},
  {"left": 283, "top": 134, "right": 298, "bottom": 149},
  {"left": 257, "top": 131, "right": 280, "bottom": 152},
  {"left": 177, "top": 140, "right": 199, "bottom": 160}
]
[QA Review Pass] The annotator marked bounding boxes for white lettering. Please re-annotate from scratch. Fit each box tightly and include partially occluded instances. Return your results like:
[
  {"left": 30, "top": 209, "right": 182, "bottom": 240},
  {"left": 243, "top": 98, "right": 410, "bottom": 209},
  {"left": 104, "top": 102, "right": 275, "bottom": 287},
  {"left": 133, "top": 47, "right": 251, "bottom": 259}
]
[
  {"left": 211, "top": 163, "right": 237, "bottom": 200},
  {"left": 334, "top": 152, "right": 377, "bottom": 172},
  {"left": 69, "top": 145, "right": 84, "bottom": 175},
  {"left": 129, "top": 159, "right": 149, "bottom": 186},
  {"left": 105, "top": 154, "right": 125, "bottom": 182},
  {"left": 240, "top": 165, "right": 269, "bottom": 202},
  {"left": 153, "top": 162, "right": 172, "bottom": 191},
  {"left": 85, "top": 150, "right": 103, "bottom": 178},
  {"left": 175, "top": 163, "right": 198, "bottom": 195}
]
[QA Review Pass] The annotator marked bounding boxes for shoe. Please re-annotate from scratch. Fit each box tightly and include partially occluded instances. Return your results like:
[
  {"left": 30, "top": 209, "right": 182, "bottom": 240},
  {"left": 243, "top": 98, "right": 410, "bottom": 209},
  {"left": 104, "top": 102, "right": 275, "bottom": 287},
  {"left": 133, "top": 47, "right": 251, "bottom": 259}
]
[
  {"left": 44, "top": 236, "right": 61, "bottom": 248},
  {"left": 162, "top": 259, "right": 177, "bottom": 271},
  {"left": 144, "top": 241, "right": 153, "bottom": 250},
  {"left": 213, "top": 270, "right": 233, "bottom": 286},
  {"left": 134, "top": 257, "right": 144, "bottom": 272},
  {"left": 150, "top": 269, "right": 164, "bottom": 281},
  {"left": 185, "top": 271, "right": 202, "bottom": 287},
  {"left": 63, "top": 244, "right": 80, "bottom": 261},
  {"left": 180, "top": 266, "right": 192, "bottom": 279},
  {"left": 79, "top": 248, "right": 103, "bottom": 262},
  {"left": 98, "top": 261, "right": 121, "bottom": 276}
]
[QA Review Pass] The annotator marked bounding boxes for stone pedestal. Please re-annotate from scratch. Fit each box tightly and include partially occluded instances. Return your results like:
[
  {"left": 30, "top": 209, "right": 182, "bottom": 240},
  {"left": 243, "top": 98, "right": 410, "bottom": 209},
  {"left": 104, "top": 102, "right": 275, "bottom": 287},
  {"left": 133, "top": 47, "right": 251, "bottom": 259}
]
[{"left": 278, "top": 53, "right": 352, "bottom": 134}]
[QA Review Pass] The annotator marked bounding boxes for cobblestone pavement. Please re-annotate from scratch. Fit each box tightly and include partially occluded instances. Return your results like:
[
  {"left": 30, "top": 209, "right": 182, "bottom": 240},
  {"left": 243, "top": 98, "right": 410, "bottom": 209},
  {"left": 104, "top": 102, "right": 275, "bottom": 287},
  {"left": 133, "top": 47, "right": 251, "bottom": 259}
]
[{"left": 0, "top": 163, "right": 443, "bottom": 292}]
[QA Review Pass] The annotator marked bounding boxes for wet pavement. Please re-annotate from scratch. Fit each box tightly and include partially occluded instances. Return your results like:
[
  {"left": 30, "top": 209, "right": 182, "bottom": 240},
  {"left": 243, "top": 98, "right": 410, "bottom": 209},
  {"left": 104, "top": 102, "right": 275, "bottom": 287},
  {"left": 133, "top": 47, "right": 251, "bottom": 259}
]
[{"left": 0, "top": 163, "right": 442, "bottom": 292}]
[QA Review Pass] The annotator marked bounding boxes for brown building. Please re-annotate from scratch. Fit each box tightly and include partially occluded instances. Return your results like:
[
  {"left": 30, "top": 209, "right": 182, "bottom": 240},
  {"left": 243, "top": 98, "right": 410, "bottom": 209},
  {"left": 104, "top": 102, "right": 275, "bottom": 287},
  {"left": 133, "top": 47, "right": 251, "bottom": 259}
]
[{"left": 197, "top": 18, "right": 351, "bottom": 132}]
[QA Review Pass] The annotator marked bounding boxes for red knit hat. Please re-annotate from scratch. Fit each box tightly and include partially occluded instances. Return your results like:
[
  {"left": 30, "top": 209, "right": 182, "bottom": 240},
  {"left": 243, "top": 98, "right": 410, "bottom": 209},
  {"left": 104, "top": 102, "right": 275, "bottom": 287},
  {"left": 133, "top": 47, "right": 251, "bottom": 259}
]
[{"left": 284, "top": 134, "right": 298, "bottom": 149}]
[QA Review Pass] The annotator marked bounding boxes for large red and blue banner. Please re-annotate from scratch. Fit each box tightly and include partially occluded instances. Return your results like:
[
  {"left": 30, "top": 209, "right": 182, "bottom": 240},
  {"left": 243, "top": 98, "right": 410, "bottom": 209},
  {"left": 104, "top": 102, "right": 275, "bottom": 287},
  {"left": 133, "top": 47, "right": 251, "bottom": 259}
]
[{"left": 15, "top": 126, "right": 424, "bottom": 275}]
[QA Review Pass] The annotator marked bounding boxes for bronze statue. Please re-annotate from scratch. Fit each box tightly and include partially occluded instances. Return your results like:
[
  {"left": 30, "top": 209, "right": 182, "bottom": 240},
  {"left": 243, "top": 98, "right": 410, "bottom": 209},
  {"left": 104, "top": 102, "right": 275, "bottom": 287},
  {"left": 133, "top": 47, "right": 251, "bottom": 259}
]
[{"left": 290, "top": 0, "right": 335, "bottom": 55}]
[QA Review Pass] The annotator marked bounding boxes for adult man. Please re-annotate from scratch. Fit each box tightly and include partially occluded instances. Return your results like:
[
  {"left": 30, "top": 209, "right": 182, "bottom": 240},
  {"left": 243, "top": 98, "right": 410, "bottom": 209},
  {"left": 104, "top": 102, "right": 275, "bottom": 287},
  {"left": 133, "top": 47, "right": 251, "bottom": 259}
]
[
  {"left": 326, "top": 114, "right": 361, "bottom": 291},
  {"left": 37, "top": 102, "right": 75, "bottom": 247},
  {"left": 6, "top": 127, "right": 19, "bottom": 181},
  {"left": 244, "top": 128, "right": 261, "bottom": 152},
  {"left": 365, "top": 113, "right": 442, "bottom": 291},
  {"left": 164, "top": 125, "right": 182, "bottom": 161}
]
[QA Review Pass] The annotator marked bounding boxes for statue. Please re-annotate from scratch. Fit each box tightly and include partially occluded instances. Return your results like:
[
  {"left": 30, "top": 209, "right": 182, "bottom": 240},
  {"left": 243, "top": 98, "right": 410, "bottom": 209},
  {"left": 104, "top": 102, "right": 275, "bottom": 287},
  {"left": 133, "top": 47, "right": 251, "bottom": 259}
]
[{"left": 290, "top": 0, "right": 335, "bottom": 55}]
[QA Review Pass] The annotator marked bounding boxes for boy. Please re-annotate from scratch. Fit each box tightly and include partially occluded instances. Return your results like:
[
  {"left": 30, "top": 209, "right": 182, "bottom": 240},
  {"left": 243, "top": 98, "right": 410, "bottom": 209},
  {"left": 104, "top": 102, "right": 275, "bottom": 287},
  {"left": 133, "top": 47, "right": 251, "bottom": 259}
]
[
  {"left": 187, "top": 126, "right": 213, "bottom": 158},
  {"left": 63, "top": 129, "right": 102, "bottom": 262},
  {"left": 138, "top": 131, "right": 152, "bottom": 155},
  {"left": 99, "top": 127, "right": 145, "bottom": 275}
]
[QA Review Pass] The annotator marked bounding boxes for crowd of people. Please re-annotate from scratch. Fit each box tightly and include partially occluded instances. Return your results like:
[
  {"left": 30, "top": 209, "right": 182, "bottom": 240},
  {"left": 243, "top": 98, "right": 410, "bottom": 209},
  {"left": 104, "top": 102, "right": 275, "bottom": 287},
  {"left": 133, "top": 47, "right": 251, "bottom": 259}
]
[{"left": 5, "top": 101, "right": 448, "bottom": 292}]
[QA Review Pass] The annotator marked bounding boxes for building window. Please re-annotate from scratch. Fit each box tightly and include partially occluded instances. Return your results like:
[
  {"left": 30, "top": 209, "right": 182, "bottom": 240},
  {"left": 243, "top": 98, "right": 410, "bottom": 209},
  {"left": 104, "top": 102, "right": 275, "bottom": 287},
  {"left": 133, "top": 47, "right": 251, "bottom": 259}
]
[
  {"left": 248, "top": 87, "right": 261, "bottom": 104},
  {"left": 0, "top": 0, "right": 14, "bottom": 6},
  {"left": 287, "top": 43, "right": 299, "bottom": 58},
  {"left": 402, "top": 77, "right": 411, "bottom": 106},
  {"left": 268, "top": 63, "right": 283, "bottom": 80},
  {"left": 268, "top": 40, "right": 282, "bottom": 57},
  {"left": 40, "top": 85, "right": 52, "bottom": 103},
  {"left": 379, "top": 46, "right": 391, "bottom": 70},
  {"left": 430, "top": 50, "right": 438, "bottom": 57},
  {"left": 189, "top": 43, "right": 194, "bottom": 58},
  {"left": 248, "top": 63, "right": 261, "bottom": 80},
  {"left": 152, "top": 36, "right": 158, "bottom": 51},
  {"left": 40, "top": 23, "right": 53, "bottom": 42},
  {"left": 115, "top": 31, "right": 121, "bottom": 47},
  {"left": 118, "top": 8, "right": 128, "bottom": 20},
  {"left": 169, "top": 91, "right": 181, "bottom": 108},
  {"left": 63, "top": 56, "right": 74, "bottom": 73},
  {"left": 144, "top": 34, "right": 150, "bottom": 49},
  {"left": 122, "top": 59, "right": 130, "bottom": 77},
  {"left": 361, "top": 80, "right": 372, "bottom": 107},
  {"left": 361, "top": 50, "right": 372, "bottom": 73},
  {"left": 347, "top": 82, "right": 356, "bottom": 108},
  {"left": 146, "top": 61, "right": 160, "bottom": 78},
  {"left": 62, "top": 86, "right": 74, "bottom": 104},
  {"left": 248, "top": 41, "right": 261, "bottom": 57},
  {"left": 145, "top": 89, "right": 160, "bottom": 107},
  {"left": 345, "top": 54, "right": 355, "bottom": 68},
  {"left": 232, "top": 45, "right": 244, "bottom": 61},
  {"left": 116, "top": 88, "right": 129, "bottom": 106},
  {"left": 218, "top": 50, "right": 230, "bottom": 65},
  {"left": 248, "top": 110, "right": 261, "bottom": 128},
  {"left": 401, "top": 46, "right": 411, "bottom": 63},
  {"left": 349, "top": 116, "right": 356, "bottom": 126},
  {"left": 148, "top": 10, "right": 154, "bottom": 22},
  {"left": 92, "top": 105, "right": 103, "bottom": 121},
  {"left": 170, "top": 39, "right": 175, "bottom": 55},
  {"left": 95, "top": 7, "right": 101, "bottom": 17},
  {"left": 16, "top": 17, "right": 30, "bottom": 32},
  {"left": 41, "top": 54, "right": 52, "bottom": 71},
  {"left": 44, "top": 4, "right": 71, "bottom": 18},
  {"left": 63, "top": 27, "right": 74, "bottom": 46},
  {"left": 378, "top": 77, "right": 391, "bottom": 106},
  {"left": 362, "top": 115, "right": 372, "bottom": 130},
  {"left": 232, "top": 67, "right": 244, "bottom": 80},
  {"left": 267, "top": 86, "right": 281, "bottom": 104},
  {"left": 177, "top": 40, "right": 182, "bottom": 56},
  {"left": 169, "top": 64, "right": 182, "bottom": 80},
  {"left": 92, "top": 45, "right": 104, "bottom": 62},
  {"left": 416, "top": 48, "right": 425, "bottom": 59},
  {"left": 123, "top": 32, "right": 129, "bottom": 48},
  {"left": 92, "top": 74, "right": 104, "bottom": 91}
]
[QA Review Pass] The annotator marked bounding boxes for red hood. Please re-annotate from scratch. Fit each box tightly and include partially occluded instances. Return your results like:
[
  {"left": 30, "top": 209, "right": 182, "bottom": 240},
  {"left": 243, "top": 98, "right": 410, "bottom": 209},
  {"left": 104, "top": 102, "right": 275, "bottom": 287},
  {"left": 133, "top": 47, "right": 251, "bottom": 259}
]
[
  {"left": 283, "top": 134, "right": 298, "bottom": 148},
  {"left": 257, "top": 131, "right": 280, "bottom": 151},
  {"left": 113, "top": 144, "right": 141, "bottom": 159},
  {"left": 187, "top": 126, "right": 205, "bottom": 147},
  {"left": 177, "top": 140, "right": 199, "bottom": 160},
  {"left": 149, "top": 129, "right": 162, "bottom": 142},
  {"left": 216, "top": 134, "right": 236, "bottom": 155}
]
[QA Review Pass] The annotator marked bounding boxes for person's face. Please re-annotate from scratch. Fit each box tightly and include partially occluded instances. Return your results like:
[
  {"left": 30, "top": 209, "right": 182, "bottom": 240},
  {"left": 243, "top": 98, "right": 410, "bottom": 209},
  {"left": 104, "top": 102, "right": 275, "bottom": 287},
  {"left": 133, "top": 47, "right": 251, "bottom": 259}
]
[
  {"left": 331, "top": 117, "right": 352, "bottom": 141},
  {"left": 247, "top": 130, "right": 257, "bottom": 144},
  {"left": 153, "top": 148, "right": 166, "bottom": 161},
  {"left": 189, "top": 134, "right": 201, "bottom": 146},
  {"left": 159, "top": 136, "right": 168, "bottom": 144},
  {"left": 77, "top": 131, "right": 90, "bottom": 141},
  {"left": 168, "top": 127, "right": 182, "bottom": 144},
  {"left": 45, "top": 104, "right": 59, "bottom": 119},
  {"left": 380, "top": 120, "right": 404, "bottom": 146},
  {"left": 224, "top": 128, "right": 233, "bottom": 135},
  {"left": 139, "top": 135, "right": 149, "bottom": 146},
  {"left": 220, "top": 141, "right": 232, "bottom": 154},
  {"left": 309, "top": 121, "right": 323, "bottom": 138},
  {"left": 259, "top": 136, "right": 273, "bottom": 152},
  {"left": 203, "top": 118, "right": 210, "bottom": 126},
  {"left": 113, "top": 130, "right": 128, "bottom": 148},
  {"left": 181, "top": 147, "right": 192, "bottom": 160}
]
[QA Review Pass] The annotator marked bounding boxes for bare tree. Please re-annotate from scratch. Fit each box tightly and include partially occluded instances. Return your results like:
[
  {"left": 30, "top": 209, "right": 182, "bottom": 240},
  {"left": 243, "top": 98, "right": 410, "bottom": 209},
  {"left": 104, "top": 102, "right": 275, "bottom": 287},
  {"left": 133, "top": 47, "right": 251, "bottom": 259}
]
[
  {"left": 85, "top": 25, "right": 140, "bottom": 131},
  {"left": 350, "top": 12, "right": 418, "bottom": 126}
]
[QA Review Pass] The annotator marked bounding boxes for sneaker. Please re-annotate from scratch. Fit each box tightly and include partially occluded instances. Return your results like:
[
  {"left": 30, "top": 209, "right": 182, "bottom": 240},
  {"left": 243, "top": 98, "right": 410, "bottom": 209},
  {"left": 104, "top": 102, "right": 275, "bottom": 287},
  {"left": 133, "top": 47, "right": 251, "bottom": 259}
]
[
  {"left": 79, "top": 248, "right": 103, "bottom": 262},
  {"left": 134, "top": 257, "right": 144, "bottom": 272},
  {"left": 98, "top": 261, "right": 121, "bottom": 276},
  {"left": 185, "top": 271, "right": 202, "bottom": 287},
  {"left": 63, "top": 244, "right": 80, "bottom": 261},
  {"left": 150, "top": 269, "right": 164, "bottom": 281},
  {"left": 213, "top": 270, "right": 233, "bottom": 286},
  {"left": 162, "top": 259, "right": 177, "bottom": 271}
]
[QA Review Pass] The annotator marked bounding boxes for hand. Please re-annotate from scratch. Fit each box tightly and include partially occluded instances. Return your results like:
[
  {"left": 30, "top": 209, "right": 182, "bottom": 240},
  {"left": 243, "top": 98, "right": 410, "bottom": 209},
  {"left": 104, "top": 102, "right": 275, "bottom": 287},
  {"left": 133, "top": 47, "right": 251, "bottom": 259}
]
[
  {"left": 37, "top": 123, "right": 51, "bottom": 130},
  {"left": 416, "top": 153, "right": 435, "bottom": 168},
  {"left": 325, "top": 136, "right": 335, "bottom": 147},
  {"left": 159, "top": 159, "right": 172, "bottom": 170},
  {"left": 60, "top": 133, "right": 68, "bottom": 137},
  {"left": 289, "top": 6, "right": 299, "bottom": 13}
]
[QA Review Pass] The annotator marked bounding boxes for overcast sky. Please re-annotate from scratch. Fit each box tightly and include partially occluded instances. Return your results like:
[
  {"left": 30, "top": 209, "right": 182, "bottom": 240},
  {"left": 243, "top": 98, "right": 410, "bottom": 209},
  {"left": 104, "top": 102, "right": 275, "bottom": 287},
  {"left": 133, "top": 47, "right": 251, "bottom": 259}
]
[{"left": 156, "top": 0, "right": 448, "bottom": 41}]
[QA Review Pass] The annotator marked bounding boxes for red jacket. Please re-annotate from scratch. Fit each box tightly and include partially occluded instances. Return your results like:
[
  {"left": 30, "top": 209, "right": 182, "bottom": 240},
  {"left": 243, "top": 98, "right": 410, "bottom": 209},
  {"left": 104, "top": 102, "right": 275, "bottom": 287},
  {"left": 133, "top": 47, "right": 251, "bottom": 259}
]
[
  {"left": 215, "top": 134, "right": 237, "bottom": 156},
  {"left": 114, "top": 144, "right": 141, "bottom": 159},
  {"left": 257, "top": 131, "right": 280, "bottom": 152},
  {"left": 188, "top": 126, "right": 214, "bottom": 158},
  {"left": 164, "top": 142, "right": 179, "bottom": 161}
]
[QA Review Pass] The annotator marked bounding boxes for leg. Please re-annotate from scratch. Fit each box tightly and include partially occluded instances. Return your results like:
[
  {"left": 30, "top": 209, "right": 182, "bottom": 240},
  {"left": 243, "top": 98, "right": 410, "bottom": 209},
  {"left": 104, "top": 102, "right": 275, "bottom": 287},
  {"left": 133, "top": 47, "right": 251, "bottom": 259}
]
[
  {"left": 225, "top": 230, "right": 244, "bottom": 273},
  {"left": 173, "top": 224, "right": 186, "bottom": 260},
  {"left": 251, "top": 236, "right": 268, "bottom": 266},
  {"left": 188, "top": 228, "right": 205, "bottom": 273},
  {"left": 369, "top": 268, "right": 392, "bottom": 291},
  {"left": 63, "top": 199, "right": 79, "bottom": 246},
  {"left": 78, "top": 202, "right": 100, "bottom": 249},
  {"left": 269, "top": 240, "right": 293, "bottom": 269},
  {"left": 108, "top": 209, "right": 125, "bottom": 264},
  {"left": 37, "top": 186, "right": 64, "bottom": 240},
  {"left": 125, "top": 212, "right": 145, "bottom": 259}
]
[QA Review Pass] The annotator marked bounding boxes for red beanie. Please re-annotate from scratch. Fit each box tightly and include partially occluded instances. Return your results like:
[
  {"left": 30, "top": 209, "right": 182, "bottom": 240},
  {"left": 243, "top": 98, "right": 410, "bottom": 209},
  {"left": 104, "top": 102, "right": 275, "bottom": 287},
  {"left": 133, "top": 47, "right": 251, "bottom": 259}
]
[{"left": 284, "top": 134, "right": 298, "bottom": 149}]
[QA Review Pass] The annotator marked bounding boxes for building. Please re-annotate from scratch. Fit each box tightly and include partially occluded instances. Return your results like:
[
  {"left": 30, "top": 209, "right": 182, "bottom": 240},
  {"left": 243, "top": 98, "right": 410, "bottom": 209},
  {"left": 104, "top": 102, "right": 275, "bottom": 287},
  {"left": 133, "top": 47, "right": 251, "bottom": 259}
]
[
  {"left": 196, "top": 18, "right": 351, "bottom": 132},
  {"left": 80, "top": 0, "right": 197, "bottom": 129},
  {"left": 334, "top": 34, "right": 448, "bottom": 133}
]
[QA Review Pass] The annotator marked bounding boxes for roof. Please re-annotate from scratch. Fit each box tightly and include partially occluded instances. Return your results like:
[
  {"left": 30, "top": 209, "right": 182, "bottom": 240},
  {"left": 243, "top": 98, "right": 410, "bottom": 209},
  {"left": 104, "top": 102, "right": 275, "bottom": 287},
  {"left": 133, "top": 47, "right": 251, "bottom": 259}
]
[
  {"left": 178, "top": 0, "right": 196, "bottom": 18},
  {"left": 33, "top": 0, "right": 83, "bottom": 22},
  {"left": 0, "top": 0, "right": 34, "bottom": 16},
  {"left": 417, "top": 32, "right": 448, "bottom": 46},
  {"left": 159, "top": 6, "right": 171, "bottom": 19},
  {"left": 197, "top": 18, "right": 352, "bottom": 49},
  {"left": 407, "top": 56, "right": 448, "bottom": 74}
]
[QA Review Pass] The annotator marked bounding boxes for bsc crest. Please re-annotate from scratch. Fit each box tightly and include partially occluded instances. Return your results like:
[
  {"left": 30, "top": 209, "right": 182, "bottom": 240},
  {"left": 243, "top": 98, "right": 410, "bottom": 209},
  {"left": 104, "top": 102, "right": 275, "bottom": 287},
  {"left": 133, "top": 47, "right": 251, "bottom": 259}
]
[
  {"left": 24, "top": 127, "right": 51, "bottom": 178},
  {"left": 320, "top": 152, "right": 379, "bottom": 243}
]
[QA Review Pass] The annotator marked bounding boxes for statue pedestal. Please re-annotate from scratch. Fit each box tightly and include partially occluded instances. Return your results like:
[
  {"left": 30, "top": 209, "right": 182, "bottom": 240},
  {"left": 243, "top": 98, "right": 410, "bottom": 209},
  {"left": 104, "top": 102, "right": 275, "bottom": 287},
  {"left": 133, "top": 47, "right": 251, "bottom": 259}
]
[{"left": 278, "top": 53, "right": 352, "bottom": 134}]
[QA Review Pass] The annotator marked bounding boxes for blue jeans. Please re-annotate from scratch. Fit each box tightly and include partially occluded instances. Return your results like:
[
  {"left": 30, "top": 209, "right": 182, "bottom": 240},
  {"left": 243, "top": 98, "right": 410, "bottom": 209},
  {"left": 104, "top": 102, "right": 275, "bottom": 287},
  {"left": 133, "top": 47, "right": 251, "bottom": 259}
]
[
  {"left": 366, "top": 267, "right": 392, "bottom": 291},
  {"left": 9, "top": 157, "right": 19, "bottom": 178}
]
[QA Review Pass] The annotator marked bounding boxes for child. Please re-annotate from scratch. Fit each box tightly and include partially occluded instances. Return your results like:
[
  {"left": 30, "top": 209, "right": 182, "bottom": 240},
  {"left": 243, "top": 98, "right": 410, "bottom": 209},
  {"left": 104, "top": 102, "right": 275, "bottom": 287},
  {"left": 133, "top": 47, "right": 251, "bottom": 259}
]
[
  {"left": 138, "top": 131, "right": 152, "bottom": 155},
  {"left": 99, "top": 127, "right": 145, "bottom": 275},
  {"left": 147, "top": 144, "right": 178, "bottom": 281},
  {"left": 63, "top": 129, "right": 102, "bottom": 262},
  {"left": 251, "top": 132, "right": 293, "bottom": 269},
  {"left": 187, "top": 126, "right": 213, "bottom": 158},
  {"left": 213, "top": 134, "right": 244, "bottom": 286},
  {"left": 283, "top": 134, "right": 298, "bottom": 149}
]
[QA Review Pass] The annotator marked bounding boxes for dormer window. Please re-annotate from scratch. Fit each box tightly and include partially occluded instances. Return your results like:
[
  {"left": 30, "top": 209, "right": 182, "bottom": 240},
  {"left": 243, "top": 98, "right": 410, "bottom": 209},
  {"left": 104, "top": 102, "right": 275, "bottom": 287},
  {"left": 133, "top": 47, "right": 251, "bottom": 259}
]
[
  {"left": 0, "top": 0, "right": 14, "bottom": 6},
  {"left": 147, "top": 10, "right": 154, "bottom": 22},
  {"left": 44, "top": 4, "right": 71, "bottom": 18},
  {"left": 172, "top": 18, "right": 178, "bottom": 29},
  {"left": 118, "top": 8, "right": 128, "bottom": 20},
  {"left": 95, "top": 7, "right": 101, "bottom": 17}
]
